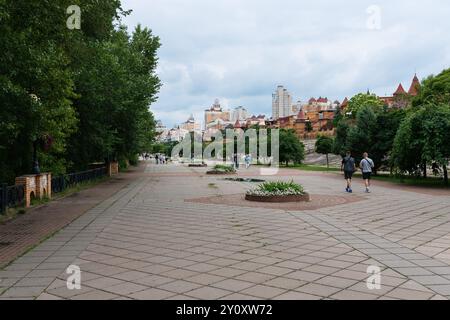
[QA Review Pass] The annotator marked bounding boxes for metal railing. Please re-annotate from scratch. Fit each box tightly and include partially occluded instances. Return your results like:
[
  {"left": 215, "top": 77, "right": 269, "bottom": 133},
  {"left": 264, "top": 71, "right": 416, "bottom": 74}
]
[
  {"left": 51, "top": 167, "right": 107, "bottom": 194},
  {"left": 1, "top": 167, "right": 107, "bottom": 214},
  {"left": 0, "top": 184, "right": 25, "bottom": 215}
]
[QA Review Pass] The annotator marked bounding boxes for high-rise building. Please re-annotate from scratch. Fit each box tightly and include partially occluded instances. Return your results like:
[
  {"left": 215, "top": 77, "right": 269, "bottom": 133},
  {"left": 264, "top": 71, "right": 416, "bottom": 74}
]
[
  {"left": 204, "top": 99, "right": 231, "bottom": 130},
  {"left": 231, "top": 106, "right": 248, "bottom": 123},
  {"left": 272, "top": 85, "right": 293, "bottom": 120}
]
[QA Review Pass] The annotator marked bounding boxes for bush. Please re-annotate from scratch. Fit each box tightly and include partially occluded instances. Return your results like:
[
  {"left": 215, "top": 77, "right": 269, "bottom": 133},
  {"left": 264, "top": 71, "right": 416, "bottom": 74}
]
[
  {"left": 247, "top": 180, "right": 305, "bottom": 196},
  {"left": 129, "top": 154, "right": 139, "bottom": 166},
  {"left": 213, "top": 164, "right": 236, "bottom": 173}
]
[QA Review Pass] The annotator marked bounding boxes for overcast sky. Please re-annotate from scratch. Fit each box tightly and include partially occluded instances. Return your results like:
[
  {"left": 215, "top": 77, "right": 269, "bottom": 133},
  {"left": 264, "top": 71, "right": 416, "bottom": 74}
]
[{"left": 121, "top": 0, "right": 450, "bottom": 128}]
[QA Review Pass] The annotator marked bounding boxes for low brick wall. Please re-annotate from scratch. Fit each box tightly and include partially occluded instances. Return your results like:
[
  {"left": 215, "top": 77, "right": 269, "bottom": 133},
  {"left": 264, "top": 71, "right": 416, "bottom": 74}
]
[
  {"left": 15, "top": 173, "right": 52, "bottom": 207},
  {"left": 107, "top": 161, "right": 119, "bottom": 176}
]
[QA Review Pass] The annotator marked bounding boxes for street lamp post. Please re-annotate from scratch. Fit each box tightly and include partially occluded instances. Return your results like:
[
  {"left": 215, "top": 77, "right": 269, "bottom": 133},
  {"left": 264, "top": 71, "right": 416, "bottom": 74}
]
[
  {"left": 32, "top": 139, "right": 40, "bottom": 174},
  {"left": 30, "top": 93, "right": 41, "bottom": 175}
]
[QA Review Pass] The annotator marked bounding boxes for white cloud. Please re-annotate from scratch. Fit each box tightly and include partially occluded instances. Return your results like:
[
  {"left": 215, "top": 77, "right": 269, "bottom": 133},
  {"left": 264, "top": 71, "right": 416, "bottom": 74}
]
[{"left": 122, "top": 0, "right": 450, "bottom": 127}]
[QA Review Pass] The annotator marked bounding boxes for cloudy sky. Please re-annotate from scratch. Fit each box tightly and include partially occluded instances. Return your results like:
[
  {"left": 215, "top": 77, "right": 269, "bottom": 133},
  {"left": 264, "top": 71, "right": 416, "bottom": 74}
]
[{"left": 121, "top": 0, "right": 450, "bottom": 128}]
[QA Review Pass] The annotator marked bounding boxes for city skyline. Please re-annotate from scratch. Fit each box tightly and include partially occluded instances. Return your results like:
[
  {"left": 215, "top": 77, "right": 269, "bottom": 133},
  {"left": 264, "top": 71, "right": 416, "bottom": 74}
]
[{"left": 121, "top": 0, "right": 450, "bottom": 127}]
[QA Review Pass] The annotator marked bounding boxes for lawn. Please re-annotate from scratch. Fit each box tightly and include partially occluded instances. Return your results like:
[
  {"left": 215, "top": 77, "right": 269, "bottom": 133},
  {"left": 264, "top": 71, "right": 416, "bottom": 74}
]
[
  {"left": 285, "top": 164, "right": 341, "bottom": 172},
  {"left": 291, "top": 164, "right": 450, "bottom": 188}
]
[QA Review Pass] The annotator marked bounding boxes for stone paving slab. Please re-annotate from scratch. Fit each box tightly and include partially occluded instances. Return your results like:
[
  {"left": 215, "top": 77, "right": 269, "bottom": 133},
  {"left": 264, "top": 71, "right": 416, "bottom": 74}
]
[
  {"left": 0, "top": 165, "right": 145, "bottom": 269},
  {"left": 1, "top": 162, "right": 450, "bottom": 300}
]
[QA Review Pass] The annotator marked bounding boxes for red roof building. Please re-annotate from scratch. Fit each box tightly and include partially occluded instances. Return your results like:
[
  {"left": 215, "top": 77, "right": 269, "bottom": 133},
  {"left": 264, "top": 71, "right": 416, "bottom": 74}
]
[
  {"left": 408, "top": 74, "right": 420, "bottom": 96},
  {"left": 393, "top": 83, "right": 407, "bottom": 96}
]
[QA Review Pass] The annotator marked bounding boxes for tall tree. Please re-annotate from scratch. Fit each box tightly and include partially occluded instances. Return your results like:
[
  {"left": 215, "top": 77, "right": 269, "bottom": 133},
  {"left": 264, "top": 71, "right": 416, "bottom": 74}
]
[
  {"left": 391, "top": 104, "right": 450, "bottom": 184},
  {"left": 0, "top": 0, "right": 78, "bottom": 183},
  {"left": 279, "top": 129, "right": 305, "bottom": 166},
  {"left": 413, "top": 68, "right": 450, "bottom": 107},
  {"left": 315, "top": 135, "right": 334, "bottom": 168},
  {"left": 346, "top": 93, "right": 384, "bottom": 118}
]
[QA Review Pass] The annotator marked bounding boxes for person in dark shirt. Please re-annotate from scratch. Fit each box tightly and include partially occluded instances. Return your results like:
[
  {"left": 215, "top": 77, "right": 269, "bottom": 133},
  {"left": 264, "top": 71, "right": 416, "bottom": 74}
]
[{"left": 341, "top": 151, "right": 356, "bottom": 193}]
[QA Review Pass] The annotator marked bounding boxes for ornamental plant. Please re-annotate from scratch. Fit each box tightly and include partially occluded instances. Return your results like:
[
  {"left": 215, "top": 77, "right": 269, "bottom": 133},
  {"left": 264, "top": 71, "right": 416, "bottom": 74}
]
[
  {"left": 213, "top": 164, "right": 236, "bottom": 173},
  {"left": 246, "top": 180, "right": 305, "bottom": 196}
]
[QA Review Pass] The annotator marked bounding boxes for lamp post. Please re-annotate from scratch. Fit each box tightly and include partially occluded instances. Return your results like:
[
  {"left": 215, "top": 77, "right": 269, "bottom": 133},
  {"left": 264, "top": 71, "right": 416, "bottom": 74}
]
[
  {"left": 30, "top": 94, "right": 41, "bottom": 174},
  {"left": 32, "top": 139, "right": 41, "bottom": 174}
]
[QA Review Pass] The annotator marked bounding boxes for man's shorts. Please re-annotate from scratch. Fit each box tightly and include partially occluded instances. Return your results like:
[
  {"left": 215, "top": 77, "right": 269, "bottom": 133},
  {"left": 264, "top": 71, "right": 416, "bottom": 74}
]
[
  {"left": 344, "top": 171, "right": 354, "bottom": 179},
  {"left": 362, "top": 172, "right": 372, "bottom": 180}
]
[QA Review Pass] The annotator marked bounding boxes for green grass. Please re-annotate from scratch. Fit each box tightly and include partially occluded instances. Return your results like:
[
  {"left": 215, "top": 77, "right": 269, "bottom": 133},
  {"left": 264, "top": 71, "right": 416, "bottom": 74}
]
[
  {"left": 291, "top": 164, "right": 449, "bottom": 189},
  {"left": 366, "top": 173, "right": 450, "bottom": 188},
  {"left": 287, "top": 164, "right": 341, "bottom": 172},
  {"left": 213, "top": 164, "right": 236, "bottom": 173}
]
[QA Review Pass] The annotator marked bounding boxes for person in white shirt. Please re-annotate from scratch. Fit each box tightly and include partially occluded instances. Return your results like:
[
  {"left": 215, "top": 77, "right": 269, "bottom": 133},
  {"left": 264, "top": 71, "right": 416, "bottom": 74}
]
[{"left": 360, "top": 152, "right": 375, "bottom": 193}]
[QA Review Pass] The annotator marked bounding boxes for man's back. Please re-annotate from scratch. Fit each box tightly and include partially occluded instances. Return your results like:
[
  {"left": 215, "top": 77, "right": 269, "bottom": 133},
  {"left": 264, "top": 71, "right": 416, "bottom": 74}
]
[
  {"left": 343, "top": 156, "right": 355, "bottom": 172},
  {"left": 360, "top": 158, "right": 374, "bottom": 172}
]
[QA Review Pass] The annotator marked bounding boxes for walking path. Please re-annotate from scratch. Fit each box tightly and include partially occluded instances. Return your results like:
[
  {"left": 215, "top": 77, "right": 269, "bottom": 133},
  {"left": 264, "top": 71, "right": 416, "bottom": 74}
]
[{"left": 1, "top": 162, "right": 450, "bottom": 300}]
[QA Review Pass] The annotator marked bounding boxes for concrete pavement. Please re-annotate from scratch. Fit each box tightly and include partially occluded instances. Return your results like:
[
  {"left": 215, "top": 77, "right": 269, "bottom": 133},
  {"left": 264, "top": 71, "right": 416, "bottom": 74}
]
[{"left": 1, "top": 162, "right": 450, "bottom": 300}]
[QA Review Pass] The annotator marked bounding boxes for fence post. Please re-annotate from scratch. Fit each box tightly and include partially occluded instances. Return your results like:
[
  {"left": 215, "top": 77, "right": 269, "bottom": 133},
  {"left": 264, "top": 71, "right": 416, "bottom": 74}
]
[{"left": 1, "top": 183, "right": 7, "bottom": 214}]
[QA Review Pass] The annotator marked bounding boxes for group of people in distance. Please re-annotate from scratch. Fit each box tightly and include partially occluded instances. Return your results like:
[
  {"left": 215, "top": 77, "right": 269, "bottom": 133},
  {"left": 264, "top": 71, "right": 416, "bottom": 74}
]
[
  {"left": 341, "top": 151, "right": 375, "bottom": 194},
  {"left": 155, "top": 154, "right": 167, "bottom": 164}
]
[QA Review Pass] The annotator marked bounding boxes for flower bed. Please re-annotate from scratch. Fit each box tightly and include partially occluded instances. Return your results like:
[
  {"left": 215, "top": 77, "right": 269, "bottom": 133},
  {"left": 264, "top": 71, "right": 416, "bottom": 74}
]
[
  {"left": 245, "top": 181, "right": 310, "bottom": 202},
  {"left": 206, "top": 164, "right": 236, "bottom": 175},
  {"left": 188, "top": 163, "right": 207, "bottom": 167}
]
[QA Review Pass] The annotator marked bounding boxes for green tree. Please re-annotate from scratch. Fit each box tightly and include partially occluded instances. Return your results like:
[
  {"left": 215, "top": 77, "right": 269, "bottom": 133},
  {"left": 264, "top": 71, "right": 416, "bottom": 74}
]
[
  {"left": 0, "top": 0, "right": 78, "bottom": 183},
  {"left": 315, "top": 135, "right": 334, "bottom": 168},
  {"left": 332, "top": 119, "right": 350, "bottom": 156},
  {"left": 346, "top": 93, "right": 384, "bottom": 118},
  {"left": 391, "top": 104, "right": 450, "bottom": 185},
  {"left": 0, "top": 0, "right": 160, "bottom": 183},
  {"left": 372, "top": 108, "right": 406, "bottom": 173},
  {"left": 279, "top": 129, "right": 305, "bottom": 166},
  {"left": 346, "top": 105, "right": 377, "bottom": 170},
  {"left": 413, "top": 68, "right": 450, "bottom": 107}
]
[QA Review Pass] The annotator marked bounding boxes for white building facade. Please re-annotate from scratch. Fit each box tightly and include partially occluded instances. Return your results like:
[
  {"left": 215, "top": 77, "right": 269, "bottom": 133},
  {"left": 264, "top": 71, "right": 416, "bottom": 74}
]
[{"left": 272, "top": 85, "right": 293, "bottom": 120}]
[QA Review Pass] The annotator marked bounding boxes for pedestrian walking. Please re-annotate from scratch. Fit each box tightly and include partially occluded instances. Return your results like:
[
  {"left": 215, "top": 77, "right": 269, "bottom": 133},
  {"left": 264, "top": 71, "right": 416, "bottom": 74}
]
[
  {"left": 341, "top": 151, "right": 356, "bottom": 193},
  {"left": 233, "top": 153, "right": 239, "bottom": 169},
  {"left": 155, "top": 154, "right": 159, "bottom": 164},
  {"left": 245, "top": 154, "right": 252, "bottom": 169},
  {"left": 360, "top": 152, "right": 375, "bottom": 193}
]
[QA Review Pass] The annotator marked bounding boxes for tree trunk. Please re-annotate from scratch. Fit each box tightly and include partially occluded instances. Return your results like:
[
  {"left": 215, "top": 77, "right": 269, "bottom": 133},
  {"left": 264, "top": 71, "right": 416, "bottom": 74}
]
[{"left": 444, "top": 164, "right": 448, "bottom": 186}]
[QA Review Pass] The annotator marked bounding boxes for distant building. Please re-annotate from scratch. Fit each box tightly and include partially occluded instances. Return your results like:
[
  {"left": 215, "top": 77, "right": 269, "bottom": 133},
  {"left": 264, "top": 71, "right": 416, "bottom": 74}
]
[
  {"left": 155, "top": 120, "right": 169, "bottom": 142},
  {"left": 272, "top": 85, "right": 293, "bottom": 120},
  {"left": 166, "top": 127, "right": 189, "bottom": 142},
  {"left": 179, "top": 114, "right": 201, "bottom": 132},
  {"left": 270, "top": 95, "right": 337, "bottom": 140},
  {"left": 204, "top": 99, "right": 231, "bottom": 130},
  {"left": 231, "top": 106, "right": 248, "bottom": 123},
  {"left": 378, "top": 74, "right": 421, "bottom": 108},
  {"left": 270, "top": 108, "right": 335, "bottom": 140}
]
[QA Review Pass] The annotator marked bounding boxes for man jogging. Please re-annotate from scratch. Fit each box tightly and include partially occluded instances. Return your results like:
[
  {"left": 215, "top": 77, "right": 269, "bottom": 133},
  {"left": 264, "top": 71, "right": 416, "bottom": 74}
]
[
  {"left": 341, "top": 151, "right": 356, "bottom": 193},
  {"left": 360, "top": 152, "right": 375, "bottom": 193}
]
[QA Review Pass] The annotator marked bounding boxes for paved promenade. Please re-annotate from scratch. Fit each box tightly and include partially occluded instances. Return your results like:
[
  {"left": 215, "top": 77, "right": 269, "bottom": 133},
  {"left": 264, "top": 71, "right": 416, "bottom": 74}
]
[{"left": 1, "top": 162, "right": 450, "bottom": 300}]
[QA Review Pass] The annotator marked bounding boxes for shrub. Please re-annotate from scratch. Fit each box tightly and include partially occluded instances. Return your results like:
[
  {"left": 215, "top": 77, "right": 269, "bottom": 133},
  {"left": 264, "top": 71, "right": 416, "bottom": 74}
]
[
  {"left": 247, "top": 180, "right": 305, "bottom": 196},
  {"left": 213, "top": 164, "right": 236, "bottom": 173}
]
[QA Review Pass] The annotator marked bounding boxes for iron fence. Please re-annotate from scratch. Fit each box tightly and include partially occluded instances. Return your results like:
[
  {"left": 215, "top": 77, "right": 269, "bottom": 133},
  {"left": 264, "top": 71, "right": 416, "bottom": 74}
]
[
  {"left": 0, "top": 183, "right": 25, "bottom": 215},
  {"left": 51, "top": 167, "right": 107, "bottom": 194},
  {"left": 1, "top": 167, "right": 107, "bottom": 214}
]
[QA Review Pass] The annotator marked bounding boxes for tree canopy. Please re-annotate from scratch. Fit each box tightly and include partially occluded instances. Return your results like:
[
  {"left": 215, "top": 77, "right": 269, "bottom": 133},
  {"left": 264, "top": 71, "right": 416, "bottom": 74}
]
[
  {"left": 315, "top": 135, "right": 334, "bottom": 168},
  {"left": 0, "top": 0, "right": 160, "bottom": 183},
  {"left": 345, "top": 93, "right": 385, "bottom": 118},
  {"left": 279, "top": 129, "right": 305, "bottom": 166}
]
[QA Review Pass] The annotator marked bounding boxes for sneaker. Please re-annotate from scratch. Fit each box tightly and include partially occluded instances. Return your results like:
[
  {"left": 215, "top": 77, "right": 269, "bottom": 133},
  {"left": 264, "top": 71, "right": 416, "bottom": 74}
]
[
  {"left": 348, "top": 189, "right": 353, "bottom": 193},
  {"left": 345, "top": 187, "right": 349, "bottom": 192},
  {"left": 365, "top": 188, "right": 371, "bottom": 193}
]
